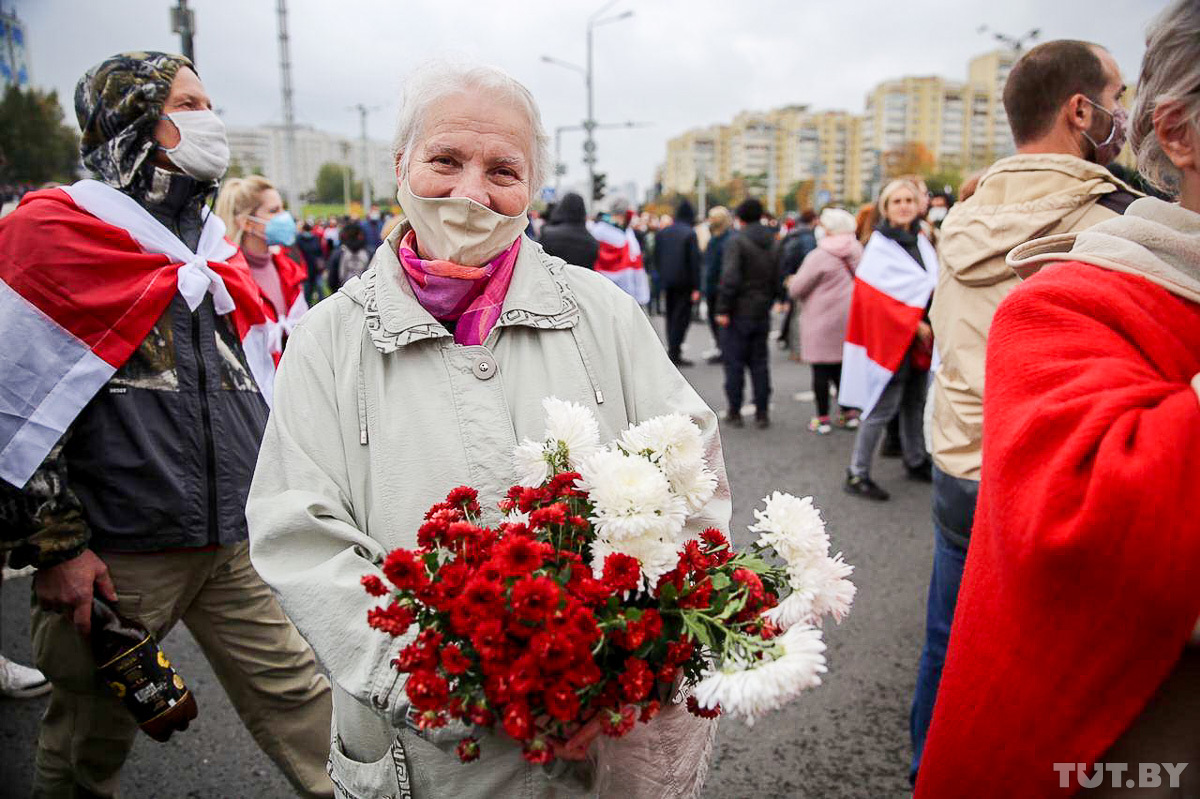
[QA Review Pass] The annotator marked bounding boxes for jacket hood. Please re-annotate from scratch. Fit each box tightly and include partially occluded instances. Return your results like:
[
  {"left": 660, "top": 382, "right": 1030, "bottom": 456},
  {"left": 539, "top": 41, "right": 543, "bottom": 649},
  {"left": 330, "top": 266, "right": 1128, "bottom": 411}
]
[
  {"left": 1006, "top": 197, "right": 1200, "bottom": 304},
  {"left": 938, "top": 153, "right": 1138, "bottom": 287},
  {"left": 817, "top": 231, "right": 863, "bottom": 263},
  {"left": 551, "top": 192, "right": 587, "bottom": 225},
  {"left": 741, "top": 222, "right": 776, "bottom": 250}
]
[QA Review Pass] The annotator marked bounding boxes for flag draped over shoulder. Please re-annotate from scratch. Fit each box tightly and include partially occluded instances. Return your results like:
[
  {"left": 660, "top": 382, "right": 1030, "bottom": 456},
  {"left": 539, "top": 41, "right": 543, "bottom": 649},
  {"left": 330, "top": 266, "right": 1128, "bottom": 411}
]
[
  {"left": 839, "top": 231, "right": 938, "bottom": 418},
  {"left": 588, "top": 219, "right": 650, "bottom": 305},
  {"left": 0, "top": 179, "right": 276, "bottom": 487}
]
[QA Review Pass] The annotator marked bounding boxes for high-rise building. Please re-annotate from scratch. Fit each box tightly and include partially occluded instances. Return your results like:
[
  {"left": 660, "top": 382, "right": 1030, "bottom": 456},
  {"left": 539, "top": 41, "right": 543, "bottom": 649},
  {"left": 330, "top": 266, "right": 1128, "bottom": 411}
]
[
  {"left": 0, "top": 7, "right": 31, "bottom": 90},
  {"left": 967, "top": 49, "right": 1018, "bottom": 168},
  {"left": 226, "top": 124, "right": 395, "bottom": 209}
]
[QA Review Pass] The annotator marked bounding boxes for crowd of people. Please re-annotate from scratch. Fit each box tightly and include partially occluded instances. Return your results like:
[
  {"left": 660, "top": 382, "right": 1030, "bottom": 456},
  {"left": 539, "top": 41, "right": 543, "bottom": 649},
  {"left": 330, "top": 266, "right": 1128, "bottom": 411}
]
[{"left": 1, "top": 0, "right": 1198, "bottom": 796}]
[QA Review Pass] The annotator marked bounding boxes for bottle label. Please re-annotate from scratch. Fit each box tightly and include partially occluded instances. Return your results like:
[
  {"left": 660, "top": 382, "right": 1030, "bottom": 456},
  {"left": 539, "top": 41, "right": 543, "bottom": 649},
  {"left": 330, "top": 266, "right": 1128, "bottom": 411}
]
[{"left": 98, "top": 635, "right": 190, "bottom": 724}]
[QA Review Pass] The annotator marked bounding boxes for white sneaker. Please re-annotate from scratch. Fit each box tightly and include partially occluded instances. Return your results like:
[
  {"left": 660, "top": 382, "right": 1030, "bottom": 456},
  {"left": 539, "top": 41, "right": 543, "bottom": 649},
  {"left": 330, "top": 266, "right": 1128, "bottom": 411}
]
[{"left": 0, "top": 654, "right": 51, "bottom": 698}]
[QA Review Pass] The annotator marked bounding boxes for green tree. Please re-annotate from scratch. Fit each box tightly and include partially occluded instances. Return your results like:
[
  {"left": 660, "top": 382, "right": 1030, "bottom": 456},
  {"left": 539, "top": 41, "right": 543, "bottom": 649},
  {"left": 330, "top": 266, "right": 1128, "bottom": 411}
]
[
  {"left": 314, "top": 162, "right": 360, "bottom": 203},
  {"left": 0, "top": 86, "right": 79, "bottom": 184}
]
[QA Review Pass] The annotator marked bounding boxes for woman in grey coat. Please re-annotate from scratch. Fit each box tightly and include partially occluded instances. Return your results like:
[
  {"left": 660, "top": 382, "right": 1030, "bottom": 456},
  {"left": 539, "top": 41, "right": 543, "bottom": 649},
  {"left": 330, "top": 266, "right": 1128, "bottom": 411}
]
[{"left": 247, "top": 60, "right": 729, "bottom": 799}]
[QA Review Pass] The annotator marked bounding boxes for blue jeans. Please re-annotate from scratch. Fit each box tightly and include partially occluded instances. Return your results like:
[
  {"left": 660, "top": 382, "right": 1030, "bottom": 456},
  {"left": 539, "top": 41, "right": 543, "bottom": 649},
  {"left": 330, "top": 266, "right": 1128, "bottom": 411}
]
[{"left": 909, "top": 466, "right": 976, "bottom": 784}]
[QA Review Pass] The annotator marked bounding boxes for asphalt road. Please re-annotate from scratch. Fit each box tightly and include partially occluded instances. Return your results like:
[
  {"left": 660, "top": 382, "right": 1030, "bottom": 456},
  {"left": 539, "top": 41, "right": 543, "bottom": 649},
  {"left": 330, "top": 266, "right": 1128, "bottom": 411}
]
[{"left": 0, "top": 315, "right": 932, "bottom": 799}]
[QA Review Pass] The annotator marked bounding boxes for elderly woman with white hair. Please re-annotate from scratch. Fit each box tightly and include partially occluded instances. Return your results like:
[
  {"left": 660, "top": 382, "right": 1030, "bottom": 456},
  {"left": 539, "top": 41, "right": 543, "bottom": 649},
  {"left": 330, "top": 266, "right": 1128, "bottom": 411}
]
[
  {"left": 246, "top": 61, "right": 727, "bottom": 798},
  {"left": 787, "top": 207, "right": 863, "bottom": 434},
  {"left": 916, "top": 1, "right": 1200, "bottom": 795}
]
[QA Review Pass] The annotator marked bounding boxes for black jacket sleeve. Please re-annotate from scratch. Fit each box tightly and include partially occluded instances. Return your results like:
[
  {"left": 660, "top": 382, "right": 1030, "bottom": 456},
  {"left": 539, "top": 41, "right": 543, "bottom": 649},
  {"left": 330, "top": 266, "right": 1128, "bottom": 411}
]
[{"left": 717, "top": 234, "right": 743, "bottom": 316}]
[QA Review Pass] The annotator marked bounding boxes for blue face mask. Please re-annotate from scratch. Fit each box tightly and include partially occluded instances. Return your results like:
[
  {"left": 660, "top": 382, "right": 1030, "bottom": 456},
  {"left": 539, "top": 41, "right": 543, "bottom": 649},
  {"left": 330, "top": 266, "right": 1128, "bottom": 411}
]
[{"left": 253, "top": 211, "right": 297, "bottom": 247}]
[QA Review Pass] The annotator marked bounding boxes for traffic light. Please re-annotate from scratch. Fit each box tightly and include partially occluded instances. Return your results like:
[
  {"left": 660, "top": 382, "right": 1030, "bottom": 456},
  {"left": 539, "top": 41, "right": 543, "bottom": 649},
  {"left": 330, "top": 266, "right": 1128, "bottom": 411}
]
[{"left": 592, "top": 173, "right": 607, "bottom": 202}]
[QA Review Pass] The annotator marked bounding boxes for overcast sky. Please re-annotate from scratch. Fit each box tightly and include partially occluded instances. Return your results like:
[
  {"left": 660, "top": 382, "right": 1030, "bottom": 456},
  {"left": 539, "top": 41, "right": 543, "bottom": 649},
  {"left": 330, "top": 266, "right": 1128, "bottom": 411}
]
[{"left": 14, "top": 0, "right": 1170, "bottom": 196}]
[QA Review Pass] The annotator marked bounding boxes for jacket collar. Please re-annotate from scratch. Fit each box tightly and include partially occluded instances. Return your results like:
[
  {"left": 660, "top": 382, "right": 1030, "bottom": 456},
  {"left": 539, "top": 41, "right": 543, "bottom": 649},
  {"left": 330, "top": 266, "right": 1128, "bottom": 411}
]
[{"left": 364, "top": 221, "right": 578, "bottom": 353}]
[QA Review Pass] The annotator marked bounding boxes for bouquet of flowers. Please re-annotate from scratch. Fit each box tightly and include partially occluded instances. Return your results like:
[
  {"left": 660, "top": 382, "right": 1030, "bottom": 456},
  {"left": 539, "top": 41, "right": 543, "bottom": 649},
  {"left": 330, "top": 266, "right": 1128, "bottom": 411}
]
[{"left": 362, "top": 397, "right": 855, "bottom": 765}]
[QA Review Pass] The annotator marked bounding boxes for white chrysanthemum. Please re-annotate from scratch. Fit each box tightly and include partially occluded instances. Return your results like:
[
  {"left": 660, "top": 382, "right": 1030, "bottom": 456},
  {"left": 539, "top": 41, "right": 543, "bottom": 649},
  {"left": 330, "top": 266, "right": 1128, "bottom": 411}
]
[
  {"left": 503, "top": 508, "right": 532, "bottom": 526},
  {"left": 667, "top": 461, "right": 718, "bottom": 513},
  {"left": 576, "top": 448, "right": 687, "bottom": 543},
  {"left": 807, "top": 553, "right": 856, "bottom": 624},
  {"left": 749, "top": 492, "right": 830, "bottom": 566},
  {"left": 763, "top": 550, "right": 856, "bottom": 629},
  {"left": 619, "top": 414, "right": 705, "bottom": 474},
  {"left": 513, "top": 439, "right": 552, "bottom": 487},
  {"left": 692, "top": 624, "right": 828, "bottom": 725},
  {"left": 761, "top": 588, "right": 816, "bottom": 630},
  {"left": 542, "top": 396, "right": 600, "bottom": 468},
  {"left": 590, "top": 536, "right": 681, "bottom": 593}
]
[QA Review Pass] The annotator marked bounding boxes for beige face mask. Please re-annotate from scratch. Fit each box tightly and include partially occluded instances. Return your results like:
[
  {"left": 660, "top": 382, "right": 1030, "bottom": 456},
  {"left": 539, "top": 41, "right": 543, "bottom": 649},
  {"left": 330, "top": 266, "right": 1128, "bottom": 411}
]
[{"left": 397, "top": 180, "right": 529, "bottom": 266}]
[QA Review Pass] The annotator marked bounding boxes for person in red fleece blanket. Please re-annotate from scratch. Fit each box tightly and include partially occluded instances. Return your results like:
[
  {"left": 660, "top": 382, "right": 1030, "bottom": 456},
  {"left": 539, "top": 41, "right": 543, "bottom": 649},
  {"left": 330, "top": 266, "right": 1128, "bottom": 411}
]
[{"left": 916, "top": 2, "right": 1200, "bottom": 796}]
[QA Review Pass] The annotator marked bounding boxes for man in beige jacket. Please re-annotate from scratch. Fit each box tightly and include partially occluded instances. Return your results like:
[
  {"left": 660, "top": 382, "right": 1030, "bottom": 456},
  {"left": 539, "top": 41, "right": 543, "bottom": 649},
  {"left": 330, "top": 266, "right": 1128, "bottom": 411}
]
[{"left": 908, "top": 39, "right": 1138, "bottom": 784}]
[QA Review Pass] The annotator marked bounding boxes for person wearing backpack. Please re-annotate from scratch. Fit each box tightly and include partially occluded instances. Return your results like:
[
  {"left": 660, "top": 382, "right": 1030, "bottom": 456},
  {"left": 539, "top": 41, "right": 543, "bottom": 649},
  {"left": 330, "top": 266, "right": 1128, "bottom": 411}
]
[
  {"left": 775, "top": 209, "right": 818, "bottom": 349},
  {"left": 327, "top": 220, "right": 371, "bottom": 291},
  {"left": 714, "top": 198, "right": 782, "bottom": 428}
]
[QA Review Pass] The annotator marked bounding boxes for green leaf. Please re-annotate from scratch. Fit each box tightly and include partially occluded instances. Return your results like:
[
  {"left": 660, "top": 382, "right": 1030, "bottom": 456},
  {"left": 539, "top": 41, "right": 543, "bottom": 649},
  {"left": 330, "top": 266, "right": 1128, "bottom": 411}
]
[{"left": 710, "top": 572, "right": 732, "bottom": 592}]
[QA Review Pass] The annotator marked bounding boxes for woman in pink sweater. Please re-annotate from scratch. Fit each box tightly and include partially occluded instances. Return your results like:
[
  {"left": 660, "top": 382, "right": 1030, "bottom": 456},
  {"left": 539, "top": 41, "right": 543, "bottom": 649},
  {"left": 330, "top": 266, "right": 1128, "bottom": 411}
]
[{"left": 788, "top": 208, "right": 863, "bottom": 434}]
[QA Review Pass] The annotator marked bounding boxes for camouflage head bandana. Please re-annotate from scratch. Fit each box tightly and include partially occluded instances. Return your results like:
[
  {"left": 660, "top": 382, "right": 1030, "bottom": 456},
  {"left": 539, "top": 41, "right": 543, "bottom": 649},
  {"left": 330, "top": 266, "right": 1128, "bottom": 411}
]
[{"left": 74, "top": 51, "right": 194, "bottom": 190}]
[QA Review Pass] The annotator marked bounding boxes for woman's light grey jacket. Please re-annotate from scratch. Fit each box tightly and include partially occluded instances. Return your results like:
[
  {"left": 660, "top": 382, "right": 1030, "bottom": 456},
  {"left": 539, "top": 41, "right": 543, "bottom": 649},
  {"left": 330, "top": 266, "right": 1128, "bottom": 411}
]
[{"left": 247, "top": 223, "right": 729, "bottom": 799}]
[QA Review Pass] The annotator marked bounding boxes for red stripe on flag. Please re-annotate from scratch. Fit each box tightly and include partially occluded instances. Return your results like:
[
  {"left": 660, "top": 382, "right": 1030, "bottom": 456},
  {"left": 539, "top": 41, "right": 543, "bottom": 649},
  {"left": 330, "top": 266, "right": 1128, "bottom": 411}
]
[{"left": 844, "top": 277, "right": 924, "bottom": 373}]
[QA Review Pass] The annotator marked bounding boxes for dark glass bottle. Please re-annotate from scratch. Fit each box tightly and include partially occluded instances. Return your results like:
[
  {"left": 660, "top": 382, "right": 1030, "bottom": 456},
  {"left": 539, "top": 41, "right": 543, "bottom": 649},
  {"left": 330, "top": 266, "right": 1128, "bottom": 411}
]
[{"left": 91, "top": 597, "right": 199, "bottom": 742}]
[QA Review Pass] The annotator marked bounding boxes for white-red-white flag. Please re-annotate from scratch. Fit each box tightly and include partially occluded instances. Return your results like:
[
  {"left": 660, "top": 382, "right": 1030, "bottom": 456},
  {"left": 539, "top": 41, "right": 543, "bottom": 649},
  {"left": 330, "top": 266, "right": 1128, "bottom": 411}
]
[
  {"left": 839, "top": 231, "right": 938, "bottom": 419},
  {"left": 0, "top": 180, "right": 276, "bottom": 487},
  {"left": 588, "top": 219, "right": 650, "bottom": 305}
]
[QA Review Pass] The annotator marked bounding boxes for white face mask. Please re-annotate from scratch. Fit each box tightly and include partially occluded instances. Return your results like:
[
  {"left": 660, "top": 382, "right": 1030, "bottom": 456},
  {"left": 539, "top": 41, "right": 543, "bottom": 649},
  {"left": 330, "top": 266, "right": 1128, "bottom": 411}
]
[
  {"left": 160, "top": 110, "right": 230, "bottom": 182},
  {"left": 927, "top": 206, "right": 948, "bottom": 223},
  {"left": 396, "top": 179, "right": 528, "bottom": 266}
]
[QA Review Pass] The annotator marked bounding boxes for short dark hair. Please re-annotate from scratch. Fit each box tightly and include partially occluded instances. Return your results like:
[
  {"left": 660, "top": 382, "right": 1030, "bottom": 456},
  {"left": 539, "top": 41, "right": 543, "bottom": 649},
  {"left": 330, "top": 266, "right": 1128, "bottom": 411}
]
[
  {"left": 799, "top": 209, "right": 817, "bottom": 225},
  {"left": 736, "top": 198, "right": 763, "bottom": 223},
  {"left": 1003, "top": 40, "right": 1110, "bottom": 145}
]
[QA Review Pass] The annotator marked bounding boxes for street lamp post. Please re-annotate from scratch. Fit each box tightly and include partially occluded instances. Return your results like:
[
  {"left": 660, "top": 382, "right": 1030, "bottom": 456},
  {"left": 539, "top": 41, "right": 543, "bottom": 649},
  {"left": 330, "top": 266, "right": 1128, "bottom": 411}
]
[
  {"left": 543, "top": 2, "right": 633, "bottom": 212},
  {"left": 555, "top": 120, "right": 651, "bottom": 197}
]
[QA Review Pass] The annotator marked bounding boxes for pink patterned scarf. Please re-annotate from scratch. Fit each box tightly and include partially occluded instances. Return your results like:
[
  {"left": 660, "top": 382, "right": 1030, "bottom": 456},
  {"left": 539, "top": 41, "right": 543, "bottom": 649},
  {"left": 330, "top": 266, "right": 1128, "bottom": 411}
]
[{"left": 397, "top": 229, "right": 521, "bottom": 346}]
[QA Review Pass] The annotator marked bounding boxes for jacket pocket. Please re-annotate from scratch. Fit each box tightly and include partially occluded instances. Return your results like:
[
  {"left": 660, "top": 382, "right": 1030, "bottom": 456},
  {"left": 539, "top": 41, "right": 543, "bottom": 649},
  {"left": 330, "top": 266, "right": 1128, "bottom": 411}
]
[{"left": 327, "top": 734, "right": 405, "bottom": 799}]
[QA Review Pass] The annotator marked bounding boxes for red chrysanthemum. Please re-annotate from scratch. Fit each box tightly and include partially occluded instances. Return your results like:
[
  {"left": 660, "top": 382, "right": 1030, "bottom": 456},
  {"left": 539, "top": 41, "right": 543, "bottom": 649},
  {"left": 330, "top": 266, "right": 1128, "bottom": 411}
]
[
  {"left": 366, "top": 602, "right": 414, "bottom": 637},
  {"left": 502, "top": 702, "right": 534, "bottom": 742},
  {"left": 639, "top": 699, "right": 661, "bottom": 723},
  {"left": 546, "top": 471, "right": 584, "bottom": 499},
  {"left": 544, "top": 682, "right": 581, "bottom": 722},
  {"left": 493, "top": 535, "right": 547, "bottom": 577},
  {"left": 361, "top": 574, "right": 389, "bottom": 597},
  {"left": 639, "top": 608, "right": 663, "bottom": 640},
  {"left": 461, "top": 577, "right": 504, "bottom": 616},
  {"left": 678, "top": 578, "right": 713, "bottom": 609},
  {"left": 445, "top": 485, "right": 481, "bottom": 516},
  {"left": 700, "top": 527, "right": 728, "bottom": 548},
  {"left": 468, "top": 702, "right": 495, "bottom": 727},
  {"left": 440, "top": 643, "right": 471, "bottom": 675},
  {"left": 529, "top": 502, "right": 568, "bottom": 529},
  {"left": 619, "top": 657, "right": 654, "bottom": 702},
  {"left": 600, "top": 705, "right": 637, "bottom": 737},
  {"left": 382, "top": 549, "right": 428, "bottom": 591},
  {"left": 601, "top": 552, "right": 642, "bottom": 594},
  {"left": 405, "top": 669, "right": 449, "bottom": 712},
  {"left": 456, "top": 736, "right": 481, "bottom": 763},
  {"left": 510, "top": 576, "right": 561, "bottom": 622},
  {"left": 679, "top": 539, "right": 715, "bottom": 575},
  {"left": 666, "top": 638, "right": 696, "bottom": 667},
  {"left": 414, "top": 709, "right": 446, "bottom": 730},
  {"left": 732, "top": 567, "right": 767, "bottom": 609},
  {"left": 521, "top": 736, "right": 554, "bottom": 764},
  {"left": 686, "top": 695, "right": 722, "bottom": 719}
]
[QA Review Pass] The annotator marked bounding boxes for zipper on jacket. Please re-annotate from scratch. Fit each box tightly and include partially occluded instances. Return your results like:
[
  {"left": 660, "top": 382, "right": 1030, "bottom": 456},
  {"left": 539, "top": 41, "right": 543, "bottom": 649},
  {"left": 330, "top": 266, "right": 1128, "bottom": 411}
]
[{"left": 191, "top": 308, "right": 219, "bottom": 545}]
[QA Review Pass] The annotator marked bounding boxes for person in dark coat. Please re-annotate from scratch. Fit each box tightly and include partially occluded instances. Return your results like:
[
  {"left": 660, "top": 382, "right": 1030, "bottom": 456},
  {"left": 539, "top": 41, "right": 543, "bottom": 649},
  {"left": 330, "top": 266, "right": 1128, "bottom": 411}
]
[
  {"left": 776, "top": 209, "right": 818, "bottom": 348},
  {"left": 537, "top": 192, "right": 597, "bottom": 268},
  {"left": 295, "top": 222, "right": 325, "bottom": 304},
  {"left": 702, "top": 206, "right": 732, "bottom": 364},
  {"left": 715, "top": 198, "right": 781, "bottom": 428},
  {"left": 654, "top": 198, "right": 702, "bottom": 365}
]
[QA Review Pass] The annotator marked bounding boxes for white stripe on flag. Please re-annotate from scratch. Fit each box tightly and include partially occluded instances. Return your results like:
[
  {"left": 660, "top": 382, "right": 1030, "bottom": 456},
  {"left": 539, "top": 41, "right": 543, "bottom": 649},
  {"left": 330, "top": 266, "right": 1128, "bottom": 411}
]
[
  {"left": 839, "top": 341, "right": 895, "bottom": 420},
  {"left": 855, "top": 233, "right": 938, "bottom": 309},
  {"left": 0, "top": 281, "right": 115, "bottom": 487},
  {"left": 598, "top": 268, "right": 650, "bottom": 306},
  {"left": 242, "top": 323, "right": 276, "bottom": 409}
]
